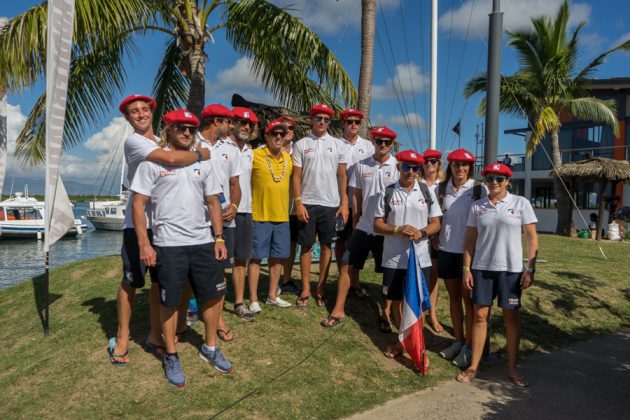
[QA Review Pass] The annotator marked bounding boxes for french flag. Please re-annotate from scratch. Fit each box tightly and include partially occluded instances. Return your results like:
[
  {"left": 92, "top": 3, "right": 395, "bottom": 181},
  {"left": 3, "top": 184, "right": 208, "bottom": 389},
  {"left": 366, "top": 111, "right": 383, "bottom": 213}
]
[{"left": 399, "top": 243, "right": 431, "bottom": 375}]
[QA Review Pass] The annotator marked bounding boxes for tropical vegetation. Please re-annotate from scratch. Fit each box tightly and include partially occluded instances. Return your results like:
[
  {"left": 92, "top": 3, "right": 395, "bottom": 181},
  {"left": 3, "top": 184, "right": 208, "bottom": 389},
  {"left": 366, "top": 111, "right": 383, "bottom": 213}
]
[{"left": 464, "top": 0, "right": 630, "bottom": 236}]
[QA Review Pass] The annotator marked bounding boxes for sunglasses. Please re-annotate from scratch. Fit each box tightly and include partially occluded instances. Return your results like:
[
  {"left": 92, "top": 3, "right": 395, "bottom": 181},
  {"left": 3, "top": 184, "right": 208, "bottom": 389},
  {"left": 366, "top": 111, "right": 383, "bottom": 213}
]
[
  {"left": 286, "top": 126, "right": 295, "bottom": 131},
  {"left": 268, "top": 131, "right": 286, "bottom": 137},
  {"left": 174, "top": 124, "right": 198, "bottom": 134},
  {"left": 234, "top": 118, "right": 254, "bottom": 127},
  {"left": 344, "top": 119, "right": 362, "bottom": 126},
  {"left": 374, "top": 138, "right": 393, "bottom": 146},
  {"left": 485, "top": 175, "right": 508, "bottom": 183},
  {"left": 401, "top": 164, "right": 421, "bottom": 172},
  {"left": 314, "top": 116, "right": 331, "bottom": 123},
  {"left": 424, "top": 158, "right": 439, "bottom": 165}
]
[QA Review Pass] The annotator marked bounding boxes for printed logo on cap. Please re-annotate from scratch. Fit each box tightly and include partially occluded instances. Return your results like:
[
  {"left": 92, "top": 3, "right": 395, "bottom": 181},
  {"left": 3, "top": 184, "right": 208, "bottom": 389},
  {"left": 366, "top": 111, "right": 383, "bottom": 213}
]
[
  {"left": 244, "top": 112, "right": 250, "bottom": 118},
  {"left": 411, "top": 152, "right": 417, "bottom": 158},
  {"left": 464, "top": 152, "right": 472, "bottom": 159},
  {"left": 184, "top": 111, "right": 192, "bottom": 118},
  {"left": 378, "top": 128, "right": 384, "bottom": 132},
  {"left": 493, "top": 164, "right": 500, "bottom": 170}
]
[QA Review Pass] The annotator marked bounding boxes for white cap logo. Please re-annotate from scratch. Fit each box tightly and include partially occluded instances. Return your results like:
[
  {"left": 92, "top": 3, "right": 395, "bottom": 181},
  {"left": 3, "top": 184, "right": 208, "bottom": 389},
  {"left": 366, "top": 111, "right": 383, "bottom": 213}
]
[
  {"left": 378, "top": 128, "right": 384, "bottom": 132},
  {"left": 322, "top": 104, "right": 328, "bottom": 108},
  {"left": 411, "top": 153, "right": 417, "bottom": 158},
  {"left": 184, "top": 111, "right": 192, "bottom": 118},
  {"left": 244, "top": 112, "right": 250, "bottom": 118},
  {"left": 464, "top": 152, "right": 472, "bottom": 159},
  {"left": 493, "top": 164, "right": 500, "bottom": 170}
]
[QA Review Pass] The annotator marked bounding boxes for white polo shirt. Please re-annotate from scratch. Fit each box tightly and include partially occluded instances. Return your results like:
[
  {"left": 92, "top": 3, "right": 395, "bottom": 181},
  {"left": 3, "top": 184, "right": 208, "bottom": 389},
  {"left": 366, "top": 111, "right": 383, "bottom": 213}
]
[
  {"left": 292, "top": 131, "right": 349, "bottom": 207},
  {"left": 349, "top": 154, "right": 399, "bottom": 235},
  {"left": 343, "top": 136, "right": 375, "bottom": 182},
  {"left": 439, "top": 179, "right": 488, "bottom": 253},
  {"left": 198, "top": 134, "right": 244, "bottom": 227},
  {"left": 236, "top": 142, "right": 253, "bottom": 214},
  {"left": 466, "top": 192, "right": 537, "bottom": 272},
  {"left": 130, "top": 159, "right": 221, "bottom": 247},
  {"left": 122, "top": 132, "right": 160, "bottom": 229},
  {"left": 375, "top": 180, "right": 442, "bottom": 269}
]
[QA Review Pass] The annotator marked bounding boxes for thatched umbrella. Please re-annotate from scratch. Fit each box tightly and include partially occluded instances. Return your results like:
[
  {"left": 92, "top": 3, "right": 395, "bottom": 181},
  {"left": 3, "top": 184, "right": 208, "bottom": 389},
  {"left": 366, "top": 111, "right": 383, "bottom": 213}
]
[{"left": 553, "top": 157, "right": 630, "bottom": 240}]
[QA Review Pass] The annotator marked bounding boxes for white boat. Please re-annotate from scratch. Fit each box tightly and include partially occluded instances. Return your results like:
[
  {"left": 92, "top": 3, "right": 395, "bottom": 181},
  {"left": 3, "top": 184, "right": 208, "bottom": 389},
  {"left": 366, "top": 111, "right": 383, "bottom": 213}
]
[
  {"left": 85, "top": 194, "right": 126, "bottom": 231},
  {"left": 0, "top": 192, "right": 87, "bottom": 238}
]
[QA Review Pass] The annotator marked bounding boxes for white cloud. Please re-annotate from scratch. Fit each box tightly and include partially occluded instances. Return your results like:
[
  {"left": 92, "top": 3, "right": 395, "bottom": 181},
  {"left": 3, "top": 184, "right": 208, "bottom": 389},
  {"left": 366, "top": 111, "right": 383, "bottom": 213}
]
[
  {"left": 372, "top": 112, "right": 425, "bottom": 129},
  {"left": 439, "top": 0, "right": 592, "bottom": 39},
  {"left": 372, "top": 62, "right": 429, "bottom": 100},
  {"left": 206, "top": 57, "right": 277, "bottom": 105},
  {"left": 610, "top": 32, "right": 630, "bottom": 50},
  {"left": 580, "top": 32, "right": 608, "bottom": 55},
  {"left": 84, "top": 117, "right": 130, "bottom": 153},
  {"left": 3, "top": 102, "right": 37, "bottom": 179},
  {"left": 271, "top": 0, "right": 401, "bottom": 36}
]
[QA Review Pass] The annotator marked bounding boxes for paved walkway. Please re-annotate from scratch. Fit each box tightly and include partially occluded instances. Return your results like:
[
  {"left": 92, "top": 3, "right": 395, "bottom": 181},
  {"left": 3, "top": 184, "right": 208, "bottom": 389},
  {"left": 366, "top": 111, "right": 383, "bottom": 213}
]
[{"left": 347, "top": 329, "right": 630, "bottom": 420}]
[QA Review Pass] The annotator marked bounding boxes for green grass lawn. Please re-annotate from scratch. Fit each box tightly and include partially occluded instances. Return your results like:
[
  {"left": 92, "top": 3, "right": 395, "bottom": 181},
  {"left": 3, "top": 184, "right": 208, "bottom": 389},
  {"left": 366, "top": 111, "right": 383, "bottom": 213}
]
[{"left": 1, "top": 234, "right": 629, "bottom": 418}]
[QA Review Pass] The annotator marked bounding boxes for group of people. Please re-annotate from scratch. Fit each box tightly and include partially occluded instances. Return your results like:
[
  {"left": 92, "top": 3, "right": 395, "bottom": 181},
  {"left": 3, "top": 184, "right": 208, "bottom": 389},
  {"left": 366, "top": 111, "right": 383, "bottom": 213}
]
[{"left": 107, "top": 94, "right": 539, "bottom": 389}]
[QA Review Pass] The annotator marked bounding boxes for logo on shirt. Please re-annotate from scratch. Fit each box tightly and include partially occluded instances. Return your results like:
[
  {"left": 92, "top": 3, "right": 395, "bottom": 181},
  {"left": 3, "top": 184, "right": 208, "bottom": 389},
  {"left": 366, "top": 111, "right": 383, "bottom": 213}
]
[
  {"left": 390, "top": 198, "right": 404, "bottom": 206},
  {"left": 361, "top": 171, "right": 374, "bottom": 178},
  {"left": 507, "top": 208, "right": 521, "bottom": 218},
  {"left": 304, "top": 147, "right": 316, "bottom": 154},
  {"left": 221, "top": 153, "right": 229, "bottom": 161},
  {"left": 193, "top": 168, "right": 201, "bottom": 178},
  {"left": 159, "top": 169, "right": 177, "bottom": 177},
  {"left": 327, "top": 147, "right": 334, "bottom": 154},
  {"left": 358, "top": 148, "right": 365, "bottom": 155}
]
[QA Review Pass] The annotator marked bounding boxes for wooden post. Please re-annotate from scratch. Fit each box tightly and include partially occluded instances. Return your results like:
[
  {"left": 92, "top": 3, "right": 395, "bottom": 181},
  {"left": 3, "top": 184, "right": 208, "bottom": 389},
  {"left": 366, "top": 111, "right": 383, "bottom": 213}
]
[{"left": 596, "top": 178, "right": 607, "bottom": 241}]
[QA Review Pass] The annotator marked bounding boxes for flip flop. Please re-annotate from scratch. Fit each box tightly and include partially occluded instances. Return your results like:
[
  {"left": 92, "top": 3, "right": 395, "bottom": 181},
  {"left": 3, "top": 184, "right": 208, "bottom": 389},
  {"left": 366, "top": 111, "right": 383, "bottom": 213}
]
[
  {"left": 217, "top": 329, "right": 234, "bottom": 342},
  {"left": 509, "top": 374, "right": 529, "bottom": 388},
  {"left": 383, "top": 344, "right": 403, "bottom": 358},
  {"left": 145, "top": 341, "right": 166, "bottom": 358},
  {"left": 456, "top": 370, "right": 477, "bottom": 383},
  {"left": 320, "top": 315, "right": 347, "bottom": 328},
  {"left": 315, "top": 295, "right": 328, "bottom": 307},
  {"left": 296, "top": 295, "right": 310, "bottom": 308},
  {"left": 108, "top": 337, "right": 128, "bottom": 366}
]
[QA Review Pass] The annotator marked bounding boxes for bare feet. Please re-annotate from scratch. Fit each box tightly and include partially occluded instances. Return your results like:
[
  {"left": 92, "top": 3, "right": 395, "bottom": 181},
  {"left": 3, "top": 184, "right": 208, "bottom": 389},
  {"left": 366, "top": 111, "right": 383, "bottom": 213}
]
[{"left": 383, "top": 342, "right": 404, "bottom": 358}]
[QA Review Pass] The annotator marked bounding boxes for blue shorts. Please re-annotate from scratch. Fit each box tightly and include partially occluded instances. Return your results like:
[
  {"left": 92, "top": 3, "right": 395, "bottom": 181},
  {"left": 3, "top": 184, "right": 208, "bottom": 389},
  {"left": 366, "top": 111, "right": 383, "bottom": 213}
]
[
  {"left": 252, "top": 221, "right": 290, "bottom": 260},
  {"left": 471, "top": 270, "right": 523, "bottom": 309}
]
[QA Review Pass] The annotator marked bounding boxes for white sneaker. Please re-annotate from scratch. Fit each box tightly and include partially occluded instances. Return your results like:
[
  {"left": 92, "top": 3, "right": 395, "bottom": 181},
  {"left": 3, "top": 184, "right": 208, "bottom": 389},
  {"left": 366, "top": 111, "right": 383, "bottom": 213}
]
[
  {"left": 249, "top": 301, "right": 262, "bottom": 314},
  {"left": 266, "top": 296, "right": 292, "bottom": 308},
  {"left": 439, "top": 341, "right": 463, "bottom": 359}
]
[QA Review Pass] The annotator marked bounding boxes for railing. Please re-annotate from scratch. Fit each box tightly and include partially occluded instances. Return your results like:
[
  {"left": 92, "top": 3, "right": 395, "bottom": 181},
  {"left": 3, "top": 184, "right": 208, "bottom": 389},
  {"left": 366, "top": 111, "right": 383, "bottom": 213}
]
[{"left": 86, "top": 209, "right": 106, "bottom": 218}]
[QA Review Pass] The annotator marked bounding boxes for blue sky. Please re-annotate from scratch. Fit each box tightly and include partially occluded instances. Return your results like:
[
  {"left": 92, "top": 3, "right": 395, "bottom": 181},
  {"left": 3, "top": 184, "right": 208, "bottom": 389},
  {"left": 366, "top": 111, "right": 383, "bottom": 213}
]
[{"left": 2, "top": 0, "right": 629, "bottom": 190}]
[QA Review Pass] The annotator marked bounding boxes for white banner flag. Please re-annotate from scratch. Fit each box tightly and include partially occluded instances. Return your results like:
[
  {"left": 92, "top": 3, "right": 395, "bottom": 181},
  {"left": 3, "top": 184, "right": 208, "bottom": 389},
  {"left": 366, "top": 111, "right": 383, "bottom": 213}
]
[
  {"left": 44, "top": 0, "right": 76, "bottom": 251},
  {"left": 0, "top": 94, "right": 6, "bottom": 199}
]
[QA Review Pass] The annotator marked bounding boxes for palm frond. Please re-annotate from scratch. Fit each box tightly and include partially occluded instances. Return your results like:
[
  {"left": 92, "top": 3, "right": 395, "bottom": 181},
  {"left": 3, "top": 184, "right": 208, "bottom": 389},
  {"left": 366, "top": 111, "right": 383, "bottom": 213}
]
[
  {"left": 223, "top": 0, "right": 357, "bottom": 111},
  {"left": 527, "top": 106, "right": 560, "bottom": 155},
  {"left": 566, "top": 97, "right": 619, "bottom": 137},
  {"left": 574, "top": 38, "right": 630, "bottom": 82},
  {"left": 152, "top": 38, "right": 190, "bottom": 132}
]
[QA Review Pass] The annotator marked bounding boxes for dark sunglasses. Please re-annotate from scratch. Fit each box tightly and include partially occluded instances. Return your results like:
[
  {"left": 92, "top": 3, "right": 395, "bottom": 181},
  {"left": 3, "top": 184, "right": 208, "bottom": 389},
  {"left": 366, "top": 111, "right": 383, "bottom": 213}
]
[
  {"left": 344, "top": 119, "right": 362, "bottom": 126},
  {"left": 401, "top": 164, "right": 421, "bottom": 172},
  {"left": 314, "top": 116, "right": 331, "bottom": 123},
  {"left": 174, "top": 124, "right": 198, "bottom": 134},
  {"left": 485, "top": 175, "right": 508, "bottom": 183},
  {"left": 286, "top": 126, "right": 295, "bottom": 131},
  {"left": 424, "top": 158, "right": 439, "bottom": 165},
  {"left": 234, "top": 118, "right": 254, "bottom": 127},
  {"left": 374, "top": 138, "right": 393, "bottom": 146},
  {"left": 269, "top": 130, "right": 286, "bottom": 137}
]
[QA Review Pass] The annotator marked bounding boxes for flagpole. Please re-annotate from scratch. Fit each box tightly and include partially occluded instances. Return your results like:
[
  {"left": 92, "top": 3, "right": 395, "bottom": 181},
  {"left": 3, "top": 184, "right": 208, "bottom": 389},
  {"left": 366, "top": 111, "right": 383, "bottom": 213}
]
[{"left": 44, "top": 253, "right": 50, "bottom": 336}]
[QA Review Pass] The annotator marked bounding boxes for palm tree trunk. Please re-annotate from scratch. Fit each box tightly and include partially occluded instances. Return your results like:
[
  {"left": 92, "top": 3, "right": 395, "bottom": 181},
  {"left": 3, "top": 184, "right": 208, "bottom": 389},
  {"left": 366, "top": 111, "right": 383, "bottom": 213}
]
[
  {"left": 186, "top": 42, "right": 206, "bottom": 118},
  {"left": 358, "top": 0, "right": 376, "bottom": 135},
  {"left": 551, "top": 126, "right": 573, "bottom": 236}
]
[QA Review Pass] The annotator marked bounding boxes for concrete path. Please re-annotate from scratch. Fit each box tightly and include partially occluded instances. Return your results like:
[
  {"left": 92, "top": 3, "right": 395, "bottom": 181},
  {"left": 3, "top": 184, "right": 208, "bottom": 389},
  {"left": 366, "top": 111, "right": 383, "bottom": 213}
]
[{"left": 347, "top": 329, "right": 630, "bottom": 420}]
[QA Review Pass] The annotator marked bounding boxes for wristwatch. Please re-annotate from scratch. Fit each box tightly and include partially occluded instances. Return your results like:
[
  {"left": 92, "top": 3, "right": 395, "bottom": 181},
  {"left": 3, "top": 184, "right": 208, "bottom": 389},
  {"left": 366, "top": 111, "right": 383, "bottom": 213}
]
[
  {"left": 195, "top": 149, "right": 203, "bottom": 162},
  {"left": 215, "top": 233, "right": 224, "bottom": 240},
  {"left": 526, "top": 267, "right": 536, "bottom": 274},
  {"left": 420, "top": 229, "right": 428, "bottom": 239}
]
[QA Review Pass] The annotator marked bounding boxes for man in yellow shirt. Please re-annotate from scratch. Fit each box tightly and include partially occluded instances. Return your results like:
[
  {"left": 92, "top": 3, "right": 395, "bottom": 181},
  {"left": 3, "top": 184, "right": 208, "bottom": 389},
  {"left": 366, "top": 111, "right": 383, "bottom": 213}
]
[{"left": 247, "top": 119, "right": 294, "bottom": 311}]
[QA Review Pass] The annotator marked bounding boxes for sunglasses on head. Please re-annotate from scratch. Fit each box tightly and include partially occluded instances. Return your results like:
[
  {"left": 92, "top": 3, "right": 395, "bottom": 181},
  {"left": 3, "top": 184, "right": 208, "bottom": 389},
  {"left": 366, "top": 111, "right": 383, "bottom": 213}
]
[
  {"left": 374, "top": 138, "right": 393, "bottom": 146},
  {"left": 424, "top": 158, "right": 439, "bottom": 165},
  {"left": 314, "top": 116, "right": 331, "bottom": 123},
  {"left": 344, "top": 119, "right": 362, "bottom": 126},
  {"left": 234, "top": 118, "right": 254, "bottom": 127},
  {"left": 401, "top": 164, "right": 421, "bottom": 172},
  {"left": 174, "top": 124, "right": 198, "bottom": 134},
  {"left": 485, "top": 175, "right": 508, "bottom": 183}
]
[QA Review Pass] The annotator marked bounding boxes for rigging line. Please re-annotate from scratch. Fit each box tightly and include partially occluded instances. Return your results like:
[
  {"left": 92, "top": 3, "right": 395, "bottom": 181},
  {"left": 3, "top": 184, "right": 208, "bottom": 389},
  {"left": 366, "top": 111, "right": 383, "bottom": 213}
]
[
  {"left": 442, "top": 0, "right": 476, "bottom": 151},
  {"left": 108, "top": 145, "right": 125, "bottom": 196},
  {"left": 377, "top": 0, "right": 419, "bottom": 148},
  {"left": 99, "top": 131, "right": 125, "bottom": 197},
  {"left": 397, "top": 0, "right": 423, "bottom": 149},
  {"left": 94, "top": 134, "right": 121, "bottom": 197},
  {"left": 439, "top": 0, "right": 456, "bottom": 143},
  {"left": 331, "top": 1, "right": 359, "bottom": 58},
  {"left": 375, "top": 29, "right": 418, "bottom": 150},
  {"left": 418, "top": 0, "right": 430, "bottom": 143}
]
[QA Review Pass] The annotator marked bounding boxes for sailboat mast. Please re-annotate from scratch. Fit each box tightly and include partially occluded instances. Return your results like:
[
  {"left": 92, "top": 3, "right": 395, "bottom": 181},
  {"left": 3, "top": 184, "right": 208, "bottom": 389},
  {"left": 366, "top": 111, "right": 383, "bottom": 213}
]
[{"left": 430, "top": 0, "right": 438, "bottom": 149}]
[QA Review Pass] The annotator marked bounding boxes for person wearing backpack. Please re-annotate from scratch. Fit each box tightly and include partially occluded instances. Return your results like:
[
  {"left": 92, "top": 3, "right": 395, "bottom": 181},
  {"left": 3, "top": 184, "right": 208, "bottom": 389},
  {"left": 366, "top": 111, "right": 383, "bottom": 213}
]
[
  {"left": 436, "top": 148, "right": 486, "bottom": 369},
  {"left": 374, "top": 150, "right": 442, "bottom": 360}
]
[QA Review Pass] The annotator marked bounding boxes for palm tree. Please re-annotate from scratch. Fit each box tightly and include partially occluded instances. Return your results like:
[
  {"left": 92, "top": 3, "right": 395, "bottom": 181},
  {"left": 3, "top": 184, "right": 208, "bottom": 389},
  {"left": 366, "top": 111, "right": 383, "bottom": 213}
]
[
  {"left": 464, "top": 0, "right": 630, "bottom": 236},
  {"left": 358, "top": 0, "right": 376, "bottom": 132},
  {"left": 0, "top": 0, "right": 357, "bottom": 168}
]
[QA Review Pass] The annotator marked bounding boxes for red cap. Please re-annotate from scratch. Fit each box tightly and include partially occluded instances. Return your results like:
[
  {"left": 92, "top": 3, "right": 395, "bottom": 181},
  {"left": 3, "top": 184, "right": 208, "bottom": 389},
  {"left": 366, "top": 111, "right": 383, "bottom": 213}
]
[
  {"left": 265, "top": 118, "right": 288, "bottom": 134},
  {"left": 447, "top": 148, "right": 475, "bottom": 163},
  {"left": 278, "top": 115, "right": 297, "bottom": 125},
  {"left": 423, "top": 149, "right": 442, "bottom": 159},
  {"left": 481, "top": 162, "right": 513, "bottom": 177},
  {"left": 119, "top": 94, "right": 156, "bottom": 114},
  {"left": 395, "top": 149, "right": 424, "bottom": 165},
  {"left": 162, "top": 109, "right": 200, "bottom": 126},
  {"left": 340, "top": 108, "right": 365, "bottom": 120},
  {"left": 201, "top": 103, "right": 233, "bottom": 119},
  {"left": 308, "top": 103, "right": 334, "bottom": 117},
  {"left": 231, "top": 107, "right": 259, "bottom": 123},
  {"left": 369, "top": 126, "right": 397, "bottom": 140}
]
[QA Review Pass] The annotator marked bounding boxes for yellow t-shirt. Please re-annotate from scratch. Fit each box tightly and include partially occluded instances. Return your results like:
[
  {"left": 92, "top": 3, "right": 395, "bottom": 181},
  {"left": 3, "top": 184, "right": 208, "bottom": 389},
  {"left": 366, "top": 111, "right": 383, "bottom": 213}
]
[{"left": 251, "top": 147, "right": 293, "bottom": 222}]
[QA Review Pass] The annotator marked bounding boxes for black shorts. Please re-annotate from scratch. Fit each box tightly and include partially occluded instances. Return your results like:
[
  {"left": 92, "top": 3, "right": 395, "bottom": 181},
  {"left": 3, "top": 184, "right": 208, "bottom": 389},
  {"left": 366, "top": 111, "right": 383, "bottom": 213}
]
[
  {"left": 212, "top": 226, "right": 236, "bottom": 269},
  {"left": 121, "top": 228, "right": 157, "bottom": 288},
  {"left": 471, "top": 270, "right": 523, "bottom": 309},
  {"left": 297, "top": 205, "right": 337, "bottom": 247},
  {"left": 336, "top": 212, "right": 353, "bottom": 242},
  {"left": 437, "top": 250, "right": 464, "bottom": 279},
  {"left": 289, "top": 215, "right": 299, "bottom": 243},
  {"left": 155, "top": 242, "right": 226, "bottom": 308},
  {"left": 430, "top": 243, "right": 439, "bottom": 260},
  {"left": 348, "top": 229, "right": 384, "bottom": 272},
  {"left": 234, "top": 213, "right": 253, "bottom": 261},
  {"left": 382, "top": 266, "right": 430, "bottom": 301}
]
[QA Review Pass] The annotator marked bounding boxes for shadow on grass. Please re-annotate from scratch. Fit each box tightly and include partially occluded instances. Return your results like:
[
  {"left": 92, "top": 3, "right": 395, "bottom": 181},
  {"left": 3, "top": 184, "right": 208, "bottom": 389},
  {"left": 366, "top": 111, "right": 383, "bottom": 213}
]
[{"left": 32, "top": 273, "right": 62, "bottom": 334}]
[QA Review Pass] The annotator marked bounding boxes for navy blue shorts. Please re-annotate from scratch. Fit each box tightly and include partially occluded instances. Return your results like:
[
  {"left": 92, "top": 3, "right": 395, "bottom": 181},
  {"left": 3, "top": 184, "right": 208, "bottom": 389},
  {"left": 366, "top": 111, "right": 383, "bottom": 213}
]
[
  {"left": 252, "top": 221, "right": 290, "bottom": 260},
  {"left": 212, "top": 226, "right": 235, "bottom": 269},
  {"left": 348, "top": 229, "right": 383, "bottom": 272},
  {"left": 382, "top": 266, "right": 431, "bottom": 301},
  {"left": 234, "top": 213, "right": 253, "bottom": 261},
  {"left": 336, "top": 211, "right": 353, "bottom": 242},
  {"left": 437, "top": 250, "right": 464, "bottom": 279},
  {"left": 121, "top": 228, "right": 157, "bottom": 288},
  {"left": 471, "top": 270, "right": 523, "bottom": 309},
  {"left": 155, "top": 242, "right": 226, "bottom": 308}
]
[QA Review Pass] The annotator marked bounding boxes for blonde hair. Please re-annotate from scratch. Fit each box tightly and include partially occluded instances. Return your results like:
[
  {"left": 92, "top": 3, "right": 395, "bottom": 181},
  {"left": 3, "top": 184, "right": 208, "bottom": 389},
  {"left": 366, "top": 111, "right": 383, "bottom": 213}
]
[
  {"left": 419, "top": 159, "right": 445, "bottom": 182},
  {"left": 158, "top": 124, "right": 200, "bottom": 150}
]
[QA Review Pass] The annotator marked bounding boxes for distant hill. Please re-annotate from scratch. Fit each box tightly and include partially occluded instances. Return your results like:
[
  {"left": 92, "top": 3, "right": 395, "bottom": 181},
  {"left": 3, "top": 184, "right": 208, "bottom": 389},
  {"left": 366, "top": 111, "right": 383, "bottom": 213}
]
[{"left": 2, "top": 176, "right": 118, "bottom": 196}]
